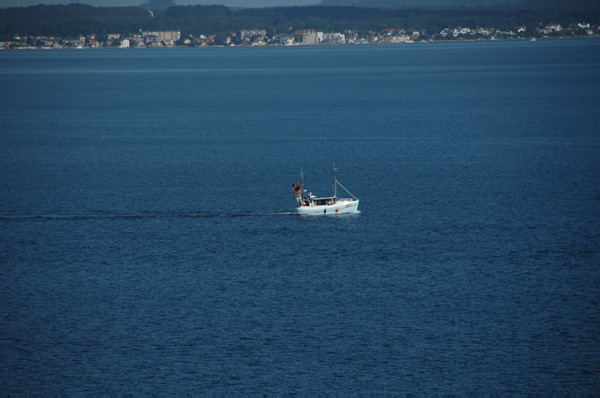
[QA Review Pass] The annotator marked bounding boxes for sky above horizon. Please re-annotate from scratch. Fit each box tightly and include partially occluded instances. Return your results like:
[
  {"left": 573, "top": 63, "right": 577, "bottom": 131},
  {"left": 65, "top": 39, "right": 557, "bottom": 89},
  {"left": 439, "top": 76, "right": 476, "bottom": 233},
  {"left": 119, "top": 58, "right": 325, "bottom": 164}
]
[{"left": 0, "top": 0, "right": 321, "bottom": 7}]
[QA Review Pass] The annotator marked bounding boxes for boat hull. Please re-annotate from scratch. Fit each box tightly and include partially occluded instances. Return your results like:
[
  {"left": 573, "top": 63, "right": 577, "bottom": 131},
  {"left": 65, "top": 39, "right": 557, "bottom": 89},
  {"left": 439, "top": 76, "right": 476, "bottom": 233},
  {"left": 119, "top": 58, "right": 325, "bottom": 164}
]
[{"left": 295, "top": 199, "right": 359, "bottom": 215}]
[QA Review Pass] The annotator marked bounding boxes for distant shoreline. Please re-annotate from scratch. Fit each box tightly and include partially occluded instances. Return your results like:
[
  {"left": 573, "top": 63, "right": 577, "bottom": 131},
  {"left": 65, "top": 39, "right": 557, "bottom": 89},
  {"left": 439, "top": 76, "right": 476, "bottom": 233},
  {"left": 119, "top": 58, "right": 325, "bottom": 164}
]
[
  {"left": 3, "top": 2, "right": 598, "bottom": 50},
  {"left": 3, "top": 35, "right": 598, "bottom": 51}
]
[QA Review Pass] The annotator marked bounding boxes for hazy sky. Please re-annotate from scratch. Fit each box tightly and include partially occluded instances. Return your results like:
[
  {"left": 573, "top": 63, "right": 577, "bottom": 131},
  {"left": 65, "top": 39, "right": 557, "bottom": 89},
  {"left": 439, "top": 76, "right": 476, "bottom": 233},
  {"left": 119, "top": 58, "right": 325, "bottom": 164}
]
[{"left": 0, "top": 0, "right": 320, "bottom": 7}]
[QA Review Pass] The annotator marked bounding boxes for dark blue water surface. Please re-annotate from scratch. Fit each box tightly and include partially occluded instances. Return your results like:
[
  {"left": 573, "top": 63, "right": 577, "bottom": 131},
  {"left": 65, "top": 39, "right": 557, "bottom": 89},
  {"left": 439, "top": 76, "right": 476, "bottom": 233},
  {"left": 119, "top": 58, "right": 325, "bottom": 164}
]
[{"left": 1, "top": 39, "right": 599, "bottom": 394}]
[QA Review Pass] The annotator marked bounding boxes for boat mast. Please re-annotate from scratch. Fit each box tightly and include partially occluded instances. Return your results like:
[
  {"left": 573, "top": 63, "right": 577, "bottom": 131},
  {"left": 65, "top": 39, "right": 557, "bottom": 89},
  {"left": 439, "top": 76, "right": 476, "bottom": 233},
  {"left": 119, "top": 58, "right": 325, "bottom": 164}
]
[
  {"left": 300, "top": 168, "right": 305, "bottom": 200},
  {"left": 295, "top": 169, "right": 305, "bottom": 207},
  {"left": 333, "top": 166, "right": 338, "bottom": 199}
]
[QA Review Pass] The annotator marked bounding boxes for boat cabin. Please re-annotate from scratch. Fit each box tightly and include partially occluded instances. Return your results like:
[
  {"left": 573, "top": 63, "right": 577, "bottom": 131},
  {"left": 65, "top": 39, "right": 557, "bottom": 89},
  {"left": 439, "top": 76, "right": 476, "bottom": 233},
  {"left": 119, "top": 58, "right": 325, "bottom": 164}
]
[{"left": 301, "top": 195, "right": 337, "bottom": 207}]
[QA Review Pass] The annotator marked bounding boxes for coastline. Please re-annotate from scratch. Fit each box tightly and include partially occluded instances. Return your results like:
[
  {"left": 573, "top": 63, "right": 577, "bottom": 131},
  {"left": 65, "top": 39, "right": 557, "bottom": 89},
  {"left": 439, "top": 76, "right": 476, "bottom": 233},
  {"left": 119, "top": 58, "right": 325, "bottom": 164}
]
[{"left": 3, "top": 34, "right": 599, "bottom": 50}]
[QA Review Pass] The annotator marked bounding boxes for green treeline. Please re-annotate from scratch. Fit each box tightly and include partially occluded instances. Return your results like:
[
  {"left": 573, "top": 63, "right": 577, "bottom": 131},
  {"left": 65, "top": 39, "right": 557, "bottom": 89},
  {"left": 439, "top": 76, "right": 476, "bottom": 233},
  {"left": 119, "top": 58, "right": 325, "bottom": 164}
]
[
  {"left": 0, "top": 5, "right": 152, "bottom": 39},
  {"left": 321, "top": 0, "right": 598, "bottom": 7},
  {"left": 1, "top": 3, "right": 599, "bottom": 41}
]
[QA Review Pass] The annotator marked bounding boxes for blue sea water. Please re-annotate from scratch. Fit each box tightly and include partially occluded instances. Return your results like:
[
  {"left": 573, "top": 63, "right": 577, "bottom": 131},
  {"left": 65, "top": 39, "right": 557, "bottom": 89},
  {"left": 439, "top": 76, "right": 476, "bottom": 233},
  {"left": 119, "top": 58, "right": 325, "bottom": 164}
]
[{"left": 1, "top": 39, "right": 599, "bottom": 394}]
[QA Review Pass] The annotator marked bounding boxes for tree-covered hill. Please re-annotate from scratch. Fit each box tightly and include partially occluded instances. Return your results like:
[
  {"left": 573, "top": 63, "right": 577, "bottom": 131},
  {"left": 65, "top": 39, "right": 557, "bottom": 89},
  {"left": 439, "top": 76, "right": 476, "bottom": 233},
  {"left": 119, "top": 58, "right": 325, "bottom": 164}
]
[
  {"left": 0, "top": 4, "right": 153, "bottom": 39},
  {"left": 1, "top": 2, "right": 599, "bottom": 41}
]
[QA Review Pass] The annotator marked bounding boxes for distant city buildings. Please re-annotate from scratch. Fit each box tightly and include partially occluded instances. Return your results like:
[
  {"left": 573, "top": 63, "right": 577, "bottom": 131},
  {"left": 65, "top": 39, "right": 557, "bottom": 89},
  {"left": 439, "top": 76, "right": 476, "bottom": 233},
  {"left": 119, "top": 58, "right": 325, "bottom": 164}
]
[
  {"left": 2, "top": 22, "right": 598, "bottom": 50},
  {"left": 538, "top": 24, "right": 563, "bottom": 35},
  {"left": 295, "top": 29, "right": 319, "bottom": 45},
  {"left": 142, "top": 30, "right": 181, "bottom": 47},
  {"left": 322, "top": 32, "right": 345, "bottom": 44}
]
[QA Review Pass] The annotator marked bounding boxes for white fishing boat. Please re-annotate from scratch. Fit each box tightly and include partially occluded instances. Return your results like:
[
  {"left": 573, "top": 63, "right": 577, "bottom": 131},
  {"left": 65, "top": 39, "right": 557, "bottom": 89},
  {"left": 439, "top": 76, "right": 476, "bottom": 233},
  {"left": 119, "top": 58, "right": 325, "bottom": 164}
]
[{"left": 292, "top": 168, "right": 359, "bottom": 215}]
